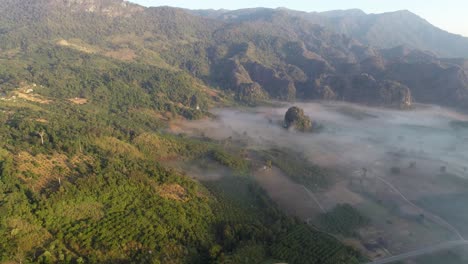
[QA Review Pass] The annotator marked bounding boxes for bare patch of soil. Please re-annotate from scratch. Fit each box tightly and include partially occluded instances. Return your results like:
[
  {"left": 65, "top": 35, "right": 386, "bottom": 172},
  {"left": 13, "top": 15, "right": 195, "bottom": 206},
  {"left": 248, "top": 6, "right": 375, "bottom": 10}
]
[
  {"left": 15, "top": 152, "right": 70, "bottom": 191},
  {"left": 158, "top": 184, "right": 188, "bottom": 201},
  {"left": 15, "top": 152, "right": 93, "bottom": 191},
  {"left": 56, "top": 39, "right": 97, "bottom": 54},
  {"left": 68, "top": 97, "right": 88, "bottom": 105},
  {"left": 35, "top": 118, "right": 48, "bottom": 123},
  {"left": 318, "top": 181, "right": 364, "bottom": 210},
  {"left": 16, "top": 92, "right": 51, "bottom": 104}
]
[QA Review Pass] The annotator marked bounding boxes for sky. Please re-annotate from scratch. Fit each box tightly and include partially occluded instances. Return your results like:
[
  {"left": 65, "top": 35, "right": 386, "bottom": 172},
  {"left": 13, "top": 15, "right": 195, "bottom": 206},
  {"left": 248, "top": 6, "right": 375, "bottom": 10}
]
[{"left": 129, "top": 0, "right": 468, "bottom": 37}]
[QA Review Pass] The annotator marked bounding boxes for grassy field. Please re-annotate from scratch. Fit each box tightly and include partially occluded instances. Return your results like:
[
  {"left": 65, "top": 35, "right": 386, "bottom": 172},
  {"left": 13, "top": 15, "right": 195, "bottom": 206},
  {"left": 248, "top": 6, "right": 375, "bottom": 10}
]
[{"left": 416, "top": 193, "right": 468, "bottom": 237}]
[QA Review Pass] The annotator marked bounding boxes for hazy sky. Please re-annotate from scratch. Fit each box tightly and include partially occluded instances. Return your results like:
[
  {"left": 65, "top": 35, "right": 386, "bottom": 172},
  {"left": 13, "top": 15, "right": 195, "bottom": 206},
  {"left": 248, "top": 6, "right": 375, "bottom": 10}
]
[{"left": 129, "top": 0, "right": 468, "bottom": 37}]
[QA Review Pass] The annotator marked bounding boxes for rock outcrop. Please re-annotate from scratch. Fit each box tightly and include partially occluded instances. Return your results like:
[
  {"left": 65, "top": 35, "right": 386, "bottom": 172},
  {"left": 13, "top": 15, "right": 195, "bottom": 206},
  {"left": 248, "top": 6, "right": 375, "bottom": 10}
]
[{"left": 284, "top": 106, "right": 312, "bottom": 132}]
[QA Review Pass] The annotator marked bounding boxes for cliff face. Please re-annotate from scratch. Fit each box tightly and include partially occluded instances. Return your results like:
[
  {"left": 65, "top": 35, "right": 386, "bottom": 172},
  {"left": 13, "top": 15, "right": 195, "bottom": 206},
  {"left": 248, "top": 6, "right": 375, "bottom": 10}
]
[
  {"left": 223, "top": 59, "right": 296, "bottom": 102},
  {"left": 245, "top": 62, "right": 296, "bottom": 101},
  {"left": 220, "top": 56, "right": 416, "bottom": 108},
  {"left": 379, "top": 80, "right": 412, "bottom": 109},
  {"left": 225, "top": 60, "right": 268, "bottom": 103},
  {"left": 319, "top": 74, "right": 412, "bottom": 109},
  {"left": 190, "top": 8, "right": 468, "bottom": 109}
]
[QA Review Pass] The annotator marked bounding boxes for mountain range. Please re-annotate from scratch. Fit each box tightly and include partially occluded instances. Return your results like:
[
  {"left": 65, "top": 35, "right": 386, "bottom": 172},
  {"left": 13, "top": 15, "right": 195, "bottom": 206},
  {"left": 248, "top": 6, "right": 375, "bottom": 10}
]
[
  {"left": 0, "top": 0, "right": 467, "bottom": 110},
  {"left": 199, "top": 8, "right": 468, "bottom": 58}
]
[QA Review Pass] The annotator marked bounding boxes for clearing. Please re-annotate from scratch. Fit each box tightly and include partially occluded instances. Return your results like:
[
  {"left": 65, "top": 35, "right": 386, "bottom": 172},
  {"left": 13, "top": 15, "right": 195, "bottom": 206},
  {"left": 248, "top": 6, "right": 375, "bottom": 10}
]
[
  {"left": 68, "top": 97, "right": 88, "bottom": 105},
  {"left": 254, "top": 166, "right": 323, "bottom": 220}
]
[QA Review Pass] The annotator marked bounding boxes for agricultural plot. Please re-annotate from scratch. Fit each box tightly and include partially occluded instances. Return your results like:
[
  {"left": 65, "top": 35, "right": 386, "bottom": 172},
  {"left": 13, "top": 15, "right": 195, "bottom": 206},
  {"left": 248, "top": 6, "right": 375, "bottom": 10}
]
[
  {"left": 318, "top": 204, "right": 370, "bottom": 236},
  {"left": 416, "top": 193, "right": 468, "bottom": 237},
  {"left": 271, "top": 225, "right": 364, "bottom": 264}
]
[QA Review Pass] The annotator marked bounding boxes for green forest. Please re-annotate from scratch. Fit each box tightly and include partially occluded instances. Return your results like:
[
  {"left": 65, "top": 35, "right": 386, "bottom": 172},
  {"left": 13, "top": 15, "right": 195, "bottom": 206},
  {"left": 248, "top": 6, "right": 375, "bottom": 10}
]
[{"left": 0, "top": 96, "right": 364, "bottom": 263}]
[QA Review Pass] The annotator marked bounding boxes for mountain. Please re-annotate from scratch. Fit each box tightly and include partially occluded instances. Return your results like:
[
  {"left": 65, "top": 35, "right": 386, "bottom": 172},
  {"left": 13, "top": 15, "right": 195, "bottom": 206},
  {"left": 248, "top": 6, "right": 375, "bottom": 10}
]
[
  {"left": 294, "top": 9, "right": 468, "bottom": 58},
  {"left": 188, "top": 7, "right": 468, "bottom": 109},
  {"left": 0, "top": 2, "right": 467, "bottom": 110},
  {"left": 198, "top": 8, "right": 468, "bottom": 58}
]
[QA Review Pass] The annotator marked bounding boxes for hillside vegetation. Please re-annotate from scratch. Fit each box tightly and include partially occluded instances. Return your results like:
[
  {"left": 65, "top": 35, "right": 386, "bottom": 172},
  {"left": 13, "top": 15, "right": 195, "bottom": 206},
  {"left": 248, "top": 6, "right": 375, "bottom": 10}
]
[
  {"left": 0, "top": 93, "right": 366, "bottom": 263},
  {"left": 1, "top": 1, "right": 468, "bottom": 110}
]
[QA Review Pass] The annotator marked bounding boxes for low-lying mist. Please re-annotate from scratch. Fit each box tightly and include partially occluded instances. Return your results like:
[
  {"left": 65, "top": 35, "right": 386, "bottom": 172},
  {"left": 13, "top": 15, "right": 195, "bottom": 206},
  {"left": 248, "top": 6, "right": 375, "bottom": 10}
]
[
  {"left": 171, "top": 101, "right": 468, "bottom": 256},
  {"left": 177, "top": 101, "right": 468, "bottom": 178}
]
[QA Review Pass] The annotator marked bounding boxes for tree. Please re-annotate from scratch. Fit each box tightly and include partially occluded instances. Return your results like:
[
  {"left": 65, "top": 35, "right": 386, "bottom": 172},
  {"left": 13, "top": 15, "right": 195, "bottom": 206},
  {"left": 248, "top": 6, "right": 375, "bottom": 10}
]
[
  {"left": 390, "top": 167, "right": 401, "bottom": 174},
  {"left": 209, "top": 244, "right": 222, "bottom": 260},
  {"left": 37, "top": 130, "right": 46, "bottom": 145},
  {"left": 440, "top": 166, "right": 447, "bottom": 173}
]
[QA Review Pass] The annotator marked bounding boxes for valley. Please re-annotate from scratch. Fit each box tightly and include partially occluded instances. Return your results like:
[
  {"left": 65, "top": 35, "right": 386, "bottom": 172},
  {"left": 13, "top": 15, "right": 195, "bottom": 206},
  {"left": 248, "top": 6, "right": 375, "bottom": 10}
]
[{"left": 170, "top": 102, "right": 468, "bottom": 263}]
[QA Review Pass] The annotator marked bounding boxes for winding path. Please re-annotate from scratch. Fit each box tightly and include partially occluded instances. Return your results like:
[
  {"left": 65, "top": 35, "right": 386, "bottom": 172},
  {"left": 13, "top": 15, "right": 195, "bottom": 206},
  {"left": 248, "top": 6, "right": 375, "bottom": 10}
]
[
  {"left": 363, "top": 171, "right": 466, "bottom": 264},
  {"left": 374, "top": 175, "right": 464, "bottom": 240},
  {"left": 365, "top": 240, "right": 468, "bottom": 264},
  {"left": 301, "top": 185, "right": 325, "bottom": 213}
]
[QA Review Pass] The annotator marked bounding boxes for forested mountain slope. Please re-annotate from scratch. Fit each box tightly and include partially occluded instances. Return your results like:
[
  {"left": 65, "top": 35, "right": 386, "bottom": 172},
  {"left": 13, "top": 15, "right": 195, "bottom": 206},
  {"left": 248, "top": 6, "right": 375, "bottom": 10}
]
[
  {"left": 308, "top": 9, "right": 468, "bottom": 59},
  {"left": 1, "top": 1, "right": 467, "bottom": 110},
  {"left": 190, "top": 7, "right": 468, "bottom": 109},
  {"left": 197, "top": 8, "right": 468, "bottom": 58}
]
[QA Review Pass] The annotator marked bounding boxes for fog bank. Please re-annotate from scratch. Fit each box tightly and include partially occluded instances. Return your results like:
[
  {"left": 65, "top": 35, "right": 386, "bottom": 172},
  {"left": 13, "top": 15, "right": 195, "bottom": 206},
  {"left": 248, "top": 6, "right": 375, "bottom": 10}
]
[{"left": 177, "top": 102, "right": 468, "bottom": 177}]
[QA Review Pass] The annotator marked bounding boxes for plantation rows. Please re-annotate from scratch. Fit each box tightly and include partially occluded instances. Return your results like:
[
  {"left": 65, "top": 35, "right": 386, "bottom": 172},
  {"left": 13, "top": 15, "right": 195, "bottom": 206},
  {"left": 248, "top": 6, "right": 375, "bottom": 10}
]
[
  {"left": 203, "top": 178, "right": 263, "bottom": 223},
  {"left": 32, "top": 160, "right": 215, "bottom": 262},
  {"left": 271, "top": 225, "right": 362, "bottom": 264},
  {"left": 318, "top": 204, "right": 370, "bottom": 236}
]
